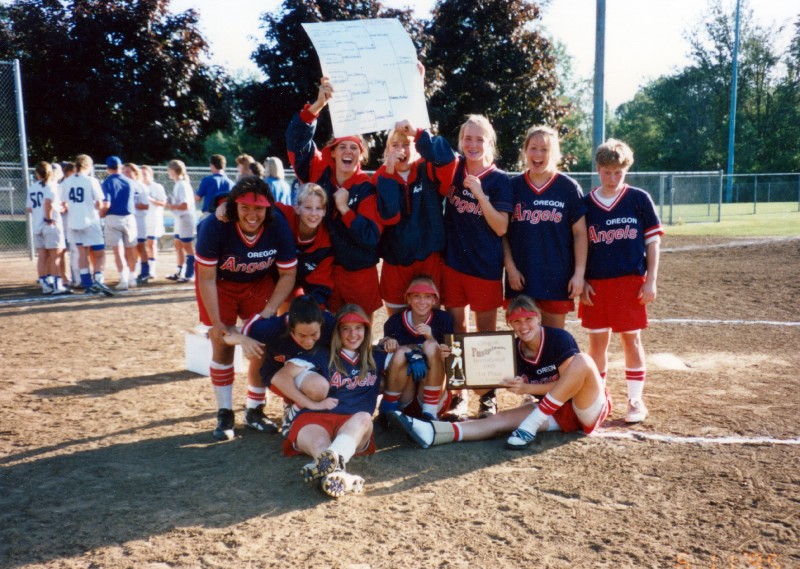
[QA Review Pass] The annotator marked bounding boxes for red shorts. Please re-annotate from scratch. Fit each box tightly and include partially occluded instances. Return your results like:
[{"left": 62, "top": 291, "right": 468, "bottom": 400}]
[
  {"left": 282, "top": 412, "right": 376, "bottom": 456},
  {"left": 553, "top": 390, "right": 612, "bottom": 434},
  {"left": 503, "top": 297, "right": 575, "bottom": 315},
  {"left": 196, "top": 276, "right": 275, "bottom": 327},
  {"left": 441, "top": 265, "right": 503, "bottom": 312},
  {"left": 578, "top": 275, "right": 648, "bottom": 333},
  {"left": 379, "top": 254, "right": 443, "bottom": 306},
  {"left": 329, "top": 265, "right": 382, "bottom": 314}
]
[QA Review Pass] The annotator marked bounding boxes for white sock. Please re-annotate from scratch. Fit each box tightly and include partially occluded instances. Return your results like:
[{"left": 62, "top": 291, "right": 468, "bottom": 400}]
[
  {"left": 214, "top": 385, "right": 233, "bottom": 410},
  {"left": 328, "top": 434, "right": 358, "bottom": 464},
  {"left": 246, "top": 386, "right": 267, "bottom": 409},
  {"left": 516, "top": 402, "right": 558, "bottom": 435}
]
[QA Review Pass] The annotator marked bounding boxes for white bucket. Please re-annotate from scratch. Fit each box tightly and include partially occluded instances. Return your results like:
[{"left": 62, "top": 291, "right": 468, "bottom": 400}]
[{"left": 184, "top": 326, "right": 244, "bottom": 376}]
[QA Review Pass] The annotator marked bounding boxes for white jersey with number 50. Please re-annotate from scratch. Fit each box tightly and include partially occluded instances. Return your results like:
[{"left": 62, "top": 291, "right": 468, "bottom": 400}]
[{"left": 63, "top": 173, "right": 103, "bottom": 230}]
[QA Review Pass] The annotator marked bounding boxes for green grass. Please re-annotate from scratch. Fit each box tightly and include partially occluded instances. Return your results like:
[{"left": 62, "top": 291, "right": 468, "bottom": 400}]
[
  {"left": 666, "top": 210, "right": 800, "bottom": 237},
  {"left": 0, "top": 218, "right": 28, "bottom": 247}
]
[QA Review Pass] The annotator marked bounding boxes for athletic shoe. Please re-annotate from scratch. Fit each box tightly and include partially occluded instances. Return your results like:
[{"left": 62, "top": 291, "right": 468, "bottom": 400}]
[
  {"left": 506, "top": 428, "right": 536, "bottom": 450},
  {"left": 441, "top": 391, "right": 469, "bottom": 422},
  {"left": 389, "top": 411, "right": 434, "bottom": 449},
  {"left": 136, "top": 274, "right": 155, "bottom": 284},
  {"left": 212, "top": 408, "right": 235, "bottom": 441},
  {"left": 84, "top": 286, "right": 101, "bottom": 295},
  {"left": 321, "top": 466, "right": 365, "bottom": 499},
  {"left": 114, "top": 280, "right": 129, "bottom": 291},
  {"left": 478, "top": 390, "right": 497, "bottom": 418},
  {"left": 244, "top": 404, "right": 279, "bottom": 433},
  {"left": 625, "top": 399, "right": 648, "bottom": 423},
  {"left": 91, "top": 282, "right": 115, "bottom": 297},
  {"left": 301, "top": 449, "right": 340, "bottom": 483},
  {"left": 51, "top": 285, "right": 71, "bottom": 295},
  {"left": 40, "top": 280, "right": 53, "bottom": 294},
  {"left": 176, "top": 276, "right": 194, "bottom": 283},
  {"left": 166, "top": 272, "right": 180, "bottom": 281},
  {"left": 128, "top": 278, "right": 137, "bottom": 288},
  {"left": 281, "top": 403, "right": 299, "bottom": 438}
]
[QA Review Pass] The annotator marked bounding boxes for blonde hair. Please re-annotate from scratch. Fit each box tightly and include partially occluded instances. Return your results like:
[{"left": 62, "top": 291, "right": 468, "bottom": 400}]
[
  {"left": 124, "top": 162, "right": 141, "bottom": 180},
  {"left": 458, "top": 114, "right": 498, "bottom": 163},
  {"left": 34, "top": 161, "right": 53, "bottom": 184},
  {"left": 383, "top": 128, "right": 414, "bottom": 160},
  {"left": 295, "top": 182, "right": 328, "bottom": 208},
  {"left": 521, "top": 125, "right": 561, "bottom": 171},
  {"left": 168, "top": 159, "right": 188, "bottom": 180},
  {"left": 505, "top": 294, "right": 541, "bottom": 322},
  {"left": 264, "top": 156, "right": 285, "bottom": 180},
  {"left": 595, "top": 138, "right": 634, "bottom": 169},
  {"left": 236, "top": 154, "right": 255, "bottom": 166},
  {"left": 329, "top": 304, "right": 375, "bottom": 382},
  {"left": 75, "top": 154, "right": 94, "bottom": 173}
]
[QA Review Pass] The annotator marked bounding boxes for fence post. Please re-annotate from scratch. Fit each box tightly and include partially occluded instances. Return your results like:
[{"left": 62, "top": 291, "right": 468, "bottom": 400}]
[
  {"left": 706, "top": 176, "right": 711, "bottom": 218},
  {"left": 668, "top": 174, "right": 674, "bottom": 225},
  {"left": 658, "top": 175, "right": 664, "bottom": 222},
  {"left": 717, "top": 170, "right": 723, "bottom": 222},
  {"left": 797, "top": 174, "right": 800, "bottom": 212},
  {"left": 13, "top": 59, "right": 33, "bottom": 259},
  {"left": 753, "top": 175, "right": 757, "bottom": 214}
]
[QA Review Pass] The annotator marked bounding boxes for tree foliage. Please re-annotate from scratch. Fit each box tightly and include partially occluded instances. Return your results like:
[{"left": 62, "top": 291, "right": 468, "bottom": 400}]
[
  {"left": 0, "top": 0, "right": 234, "bottom": 163},
  {"left": 242, "top": 0, "right": 422, "bottom": 165},
  {"left": 422, "top": 0, "right": 569, "bottom": 170},
  {"left": 612, "top": 0, "right": 800, "bottom": 172}
]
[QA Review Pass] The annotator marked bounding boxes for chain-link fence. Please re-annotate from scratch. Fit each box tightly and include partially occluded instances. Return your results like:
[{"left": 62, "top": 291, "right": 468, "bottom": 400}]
[{"left": 0, "top": 61, "right": 28, "bottom": 255}]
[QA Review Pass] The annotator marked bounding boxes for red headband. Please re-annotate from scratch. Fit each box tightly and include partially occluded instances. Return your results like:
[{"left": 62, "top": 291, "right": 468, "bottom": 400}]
[
  {"left": 330, "top": 136, "right": 365, "bottom": 153},
  {"left": 506, "top": 308, "right": 540, "bottom": 323},
  {"left": 338, "top": 312, "right": 370, "bottom": 326},
  {"left": 235, "top": 191, "right": 271, "bottom": 207},
  {"left": 406, "top": 282, "right": 439, "bottom": 300}
]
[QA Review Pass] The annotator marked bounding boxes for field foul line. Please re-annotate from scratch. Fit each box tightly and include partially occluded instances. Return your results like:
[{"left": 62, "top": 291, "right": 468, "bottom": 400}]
[
  {"left": 649, "top": 318, "right": 800, "bottom": 326},
  {"left": 0, "top": 284, "right": 193, "bottom": 306},
  {"left": 594, "top": 430, "right": 800, "bottom": 445},
  {"left": 662, "top": 235, "right": 800, "bottom": 253}
]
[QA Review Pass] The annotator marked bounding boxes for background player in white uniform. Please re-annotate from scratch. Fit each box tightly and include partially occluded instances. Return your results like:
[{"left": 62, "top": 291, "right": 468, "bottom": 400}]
[
  {"left": 580, "top": 139, "right": 663, "bottom": 424},
  {"left": 27, "top": 161, "right": 67, "bottom": 294},
  {"left": 64, "top": 155, "right": 112, "bottom": 295},
  {"left": 58, "top": 161, "right": 79, "bottom": 287},
  {"left": 165, "top": 159, "right": 196, "bottom": 283},
  {"left": 141, "top": 165, "right": 167, "bottom": 281},
  {"left": 101, "top": 156, "right": 138, "bottom": 290},
  {"left": 123, "top": 163, "right": 151, "bottom": 283}
]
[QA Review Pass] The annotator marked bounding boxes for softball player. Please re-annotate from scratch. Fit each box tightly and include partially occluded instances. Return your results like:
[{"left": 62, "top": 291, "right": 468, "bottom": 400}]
[
  {"left": 274, "top": 183, "right": 334, "bottom": 308},
  {"left": 579, "top": 139, "right": 663, "bottom": 424},
  {"left": 378, "top": 276, "right": 454, "bottom": 422},
  {"left": 441, "top": 115, "right": 513, "bottom": 417},
  {"left": 504, "top": 126, "right": 588, "bottom": 328},
  {"left": 101, "top": 156, "right": 138, "bottom": 290},
  {"left": 123, "top": 163, "right": 151, "bottom": 283},
  {"left": 272, "top": 304, "right": 388, "bottom": 499},
  {"left": 165, "top": 160, "right": 196, "bottom": 283},
  {"left": 375, "top": 120, "right": 457, "bottom": 315},
  {"left": 391, "top": 295, "right": 611, "bottom": 450},
  {"left": 63, "top": 155, "right": 112, "bottom": 295},
  {"left": 194, "top": 177, "right": 297, "bottom": 441},
  {"left": 141, "top": 165, "right": 167, "bottom": 281},
  {"left": 286, "top": 76, "right": 388, "bottom": 321},
  {"left": 27, "top": 161, "right": 67, "bottom": 294}
]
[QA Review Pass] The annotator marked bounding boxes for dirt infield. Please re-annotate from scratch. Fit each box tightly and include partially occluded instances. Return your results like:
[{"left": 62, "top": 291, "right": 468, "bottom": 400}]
[{"left": 0, "top": 235, "right": 798, "bottom": 568}]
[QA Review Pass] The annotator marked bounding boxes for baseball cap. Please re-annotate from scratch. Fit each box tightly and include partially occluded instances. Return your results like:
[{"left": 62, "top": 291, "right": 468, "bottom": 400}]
[
  {"left": 338, "top": 312, "right": 370, "bottom": 326},
  {"left": 106, "top": 156, "right": 122, "bottom": 169},
  {"left": 235, "top": 191, "right": 271, "bottom": 207}
]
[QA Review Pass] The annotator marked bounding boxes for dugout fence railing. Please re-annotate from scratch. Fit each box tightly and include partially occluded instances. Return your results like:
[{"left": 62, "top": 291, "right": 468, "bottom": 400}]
[{"left": 1, "top": 166, "right": 799, "bottom": 255}]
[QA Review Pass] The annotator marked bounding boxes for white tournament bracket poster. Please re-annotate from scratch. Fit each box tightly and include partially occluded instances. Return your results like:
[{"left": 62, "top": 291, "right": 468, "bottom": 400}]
[{"left": 301, "top": 18, "right": 431, "bottom": 137}]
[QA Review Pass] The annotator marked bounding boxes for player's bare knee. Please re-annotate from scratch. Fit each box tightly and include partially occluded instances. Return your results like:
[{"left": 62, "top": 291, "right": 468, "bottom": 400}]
[
  {"left": 421, "top": 339, "right": 440, "bottom": 359},
  {"left": 299, "top": 372, "right": 329, "bottom": 401}
]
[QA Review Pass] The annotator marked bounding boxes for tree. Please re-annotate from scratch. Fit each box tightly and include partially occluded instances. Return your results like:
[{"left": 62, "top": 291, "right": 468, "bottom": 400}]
[
  {"left": 243, "top": 0, "right": 423, "bottom": 166},
  {"left": 612, "top": 0, "right": 800, "bottom": 173},
  {"left": 0, "top": 0, "right": 233, "bottom": 162},
  {"left": 423, "top": 0, "right": 569, "bottom": 170}
]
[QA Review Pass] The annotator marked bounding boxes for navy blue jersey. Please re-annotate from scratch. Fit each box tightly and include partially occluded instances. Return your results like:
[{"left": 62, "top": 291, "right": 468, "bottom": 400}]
[
  {"left": 375, "top": 130, "right": 456, "bottom": 266},
  {"left": 506, "top": 172, "right": 587, "bottom": 301},
  {"left": 101, "top": 174, "right": 134, "bottom": 216},
  {"left": 382, "top": 308, "right": 454, "bottom": 345},
  {"left": 196, "top": 173, "right": 233, "bottom": 213},
  {"left": 516, "top": 326, "right": 580, "bottom": 385},
  {"left": 443, "top": 158, "right": 513, "bottom": 280},
  {"left": 291, "top": 347, "right": 387, "bottom": 417},
  {"left": 584, "top": 185, "right": 663, "bottom": 280},
  {"left": 286, "top": 106, "right": 386, "bottom": 271},
  {"left": 194, "top": 213, "right": 297, "bottom": 282},
  {"left": 242, "top": 311, "right": 335, "bottom": 386}
]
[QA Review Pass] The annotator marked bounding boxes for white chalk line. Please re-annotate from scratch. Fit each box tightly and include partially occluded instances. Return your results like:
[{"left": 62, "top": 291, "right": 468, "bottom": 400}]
[
  {"left": 0, "top": 284, "right": 193, "bottom": 306},
  {"left": 650, "top": 318, "right": 800, "bottom": 327},
  {"left": 662, "top": 235, "right": 800, "bottom": 253},
  {"left": 593, "top": 430, "right": 800, "bottom": 446}
]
